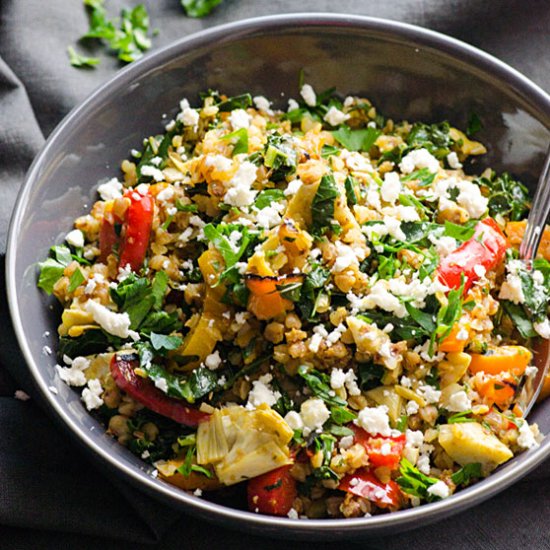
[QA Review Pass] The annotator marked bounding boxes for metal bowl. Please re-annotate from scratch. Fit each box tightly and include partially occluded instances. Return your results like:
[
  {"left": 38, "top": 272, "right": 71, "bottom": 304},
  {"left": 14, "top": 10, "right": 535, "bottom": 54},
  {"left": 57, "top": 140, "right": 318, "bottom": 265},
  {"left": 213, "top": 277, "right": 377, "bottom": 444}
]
[{"left": 6, "top": 13, "right": 550, "bottom": 540}]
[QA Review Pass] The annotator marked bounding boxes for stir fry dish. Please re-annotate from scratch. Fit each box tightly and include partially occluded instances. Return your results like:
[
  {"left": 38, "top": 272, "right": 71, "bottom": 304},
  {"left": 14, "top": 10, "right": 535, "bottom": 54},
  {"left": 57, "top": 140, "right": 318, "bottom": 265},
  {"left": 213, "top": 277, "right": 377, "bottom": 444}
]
[{"left": 39, "top": 85, "right": 548, "bottom": 519}]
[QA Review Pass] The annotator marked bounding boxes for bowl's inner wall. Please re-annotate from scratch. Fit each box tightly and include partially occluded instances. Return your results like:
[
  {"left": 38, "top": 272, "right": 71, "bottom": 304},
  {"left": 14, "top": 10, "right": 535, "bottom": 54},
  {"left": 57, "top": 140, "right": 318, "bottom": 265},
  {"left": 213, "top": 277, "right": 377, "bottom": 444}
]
[{"left": 10, "top": 20, "right": 550, "bottom": 536}]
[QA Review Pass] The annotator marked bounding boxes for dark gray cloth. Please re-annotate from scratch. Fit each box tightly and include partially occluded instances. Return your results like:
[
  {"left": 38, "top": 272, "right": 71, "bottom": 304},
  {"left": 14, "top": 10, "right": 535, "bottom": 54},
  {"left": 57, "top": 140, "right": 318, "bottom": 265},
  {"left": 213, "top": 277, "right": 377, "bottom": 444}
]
[{"left": 1, "top": 1, "right": 550, "bottom": 548}]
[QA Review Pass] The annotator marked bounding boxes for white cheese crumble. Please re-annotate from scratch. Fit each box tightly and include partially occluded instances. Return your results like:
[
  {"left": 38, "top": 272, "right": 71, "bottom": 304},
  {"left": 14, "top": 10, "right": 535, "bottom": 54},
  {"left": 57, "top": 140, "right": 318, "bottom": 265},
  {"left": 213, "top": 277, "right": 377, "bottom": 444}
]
[
  {"left": 427, "top": 480, "right": 450, "bottom": 499},
  {"left": 406, "top": 400, "right": 420, "bottom": 415},
  {"left": 417, "top": 384, "right": 442, "bottom": 405},
  {"left": 255, "top": 202, "right": 285, "bottom": 229},
  {"left": 66, "top": 229, "right": 84, "bottom": 248},
  {"left": 323, "top": 106, "right": 350, "bottom": 126},
  {"left": 228, "top": 109, "right": 252, "bottom": 130},
  {"left": 204, "top": 350, "right": 222, "bottom": 370},
  {"left": 447, "top": 151, "right": 462, "bottom": 169},
  {"left": 399, "top": 148, "right": 440, "bottom": 174},
  {"left": 246, "top": 374, "right": 281, "bottom": 410},
  {"left": 287, "top": 508, "right": 299, "bottom": 519},
  {"left": 534, "top": 318, "right": 550, "bottom": 339},
  {"left": 81, "top": 378, "right": 104, "bottom": 411},
  {"left": 287, "top": 98, "right": 300, "bottom": 112},
  {"left": 141, "top": 165, "right": 164, "bottom": 182},
  {"left": 355, "top": 405, "right": 391, "bottom": 436},
  {"left": 517, "top": 422, "right": 540, "bottom": 449},
  {"left": 284, "top": 410, "right": 304, "bottom": 431},
  {"left": 224, "top": 161, "right": 258, "bottom": 207},
  {"left": 300, "top": 84, "right": 317, "bottom": 107},
  {"left": 56, "top": 356, "right": 90, "bottom": 387},
  {"left": 499, "top": 263, "right": 525, "bottom": 304},
  {"left": 447, "top": 390, "right": 472, "bottom": 412},
  {"left": 180, "top": 107, "right": 200, "bottom": 129},
  {"left": 84, "top": 300, "right": 132, "bottom": 339},
  {"left": 432, "top": 177, "right": 488, "bottom": 218},
  {"left": 428, "top": 234, "right": 457, "bottom": 258},
  {"left": 156, "top": 186, "right": 174, "bottom": 202},
  {"left": 97, "top": 178, "right": 123, "bottom": 201},
  {"left": 205, "top": 153, "right": 233, "bottom": 173},
  {"left": 284, "top": 178, "right": 302, "bottom": 196},
  {"left": 339, "top": 435, "right": 354, "bottom": 450},
  {"left": 300, "top": 398, "right": 330, "bottom": 435},
  {"left": 332, "top": 241, "right": 359, "bottom": 273},
  {"left": 253, "top": 95, "right": 272, "bottom": 114},
  {"left": 380, "top": 172, "right": 401, "bottom": 204}
]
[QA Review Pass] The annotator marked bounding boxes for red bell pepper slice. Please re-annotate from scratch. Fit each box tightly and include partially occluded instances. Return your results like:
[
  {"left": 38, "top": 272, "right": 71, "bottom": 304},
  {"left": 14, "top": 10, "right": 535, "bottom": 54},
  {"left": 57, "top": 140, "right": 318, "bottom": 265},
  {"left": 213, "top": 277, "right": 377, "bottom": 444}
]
[
  {"left": 437, "top": 217, "right": 508, "bottom": 293},
  {"left": 350, "top": 425, "right": 406, "bottom": 470},
  {"left": 247, "top": 465, "right": 297, "bottom": 516},
  {"left": 99, "top": 190, "right": 154, "bottom": 272},
  {"left": 339, "top": 468, "right": 403, "bottom": 508},
  {"left": 110, "top": 353, "right": 210, "bottom": 427},
  {"left": 119, "top": 191, "right": 154, "bottom": 272}
]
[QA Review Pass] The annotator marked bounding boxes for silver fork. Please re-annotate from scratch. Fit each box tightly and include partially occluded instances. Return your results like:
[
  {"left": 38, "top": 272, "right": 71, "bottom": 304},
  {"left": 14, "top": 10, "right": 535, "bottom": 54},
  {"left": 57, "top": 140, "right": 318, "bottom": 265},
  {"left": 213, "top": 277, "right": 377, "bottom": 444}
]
[{"left": 515, "top": 148, "right": 550, "bottom": 416}]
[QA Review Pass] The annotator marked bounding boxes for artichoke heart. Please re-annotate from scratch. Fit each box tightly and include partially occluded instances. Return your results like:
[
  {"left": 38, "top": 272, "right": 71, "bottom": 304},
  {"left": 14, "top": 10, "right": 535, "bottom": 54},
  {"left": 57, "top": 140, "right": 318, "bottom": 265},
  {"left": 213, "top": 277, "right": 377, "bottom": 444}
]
[{"left": 196, "top": 404, "right": 293, "bottom": 485}]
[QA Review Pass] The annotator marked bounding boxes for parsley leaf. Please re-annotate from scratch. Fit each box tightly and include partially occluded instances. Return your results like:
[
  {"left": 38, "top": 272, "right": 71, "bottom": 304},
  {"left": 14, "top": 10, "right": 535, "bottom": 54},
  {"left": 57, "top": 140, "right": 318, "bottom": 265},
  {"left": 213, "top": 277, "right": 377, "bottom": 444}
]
[
  {"left": 406, "top": 121, "right": 454, "bottom": 159},
  {"left": 203, "top": 224, "right": 252, "bottom": 268},
  {"left": 38, "top": 245, "right": 75, "bottom": 294},
  {"left": 150, "top": 332, "right": 183, "bottom": 353},
  {"left": 396, "top": 458, "right": 440, "bottom": 501},
  {"left": 222, "top": 128, "right": 249, "bottom": 156},
  {"left": 310, "top": 174, "right": 340, "bottom": 236},
  {"left": 67, "top": 46, "right": 100, "bottom": 68},
  {"left": 451, "top": 462, "right": 482, "bottom": 485},
  {"left": 332, "top": 126, "right": 380, "bottom": 152},
  {"left": 297, "top": 365, "right": 346, "bottom": 407},
  {"left": 181, "top": 0, "right": 223, "bottom": 18},
  {"left": 68, "top": 268, "right": 85, "bottom": 293},
  {"left": 254, "top": 189, "right": 285, "bottom": 209},
  {"left": 467, "top": 113, "right": 483, "bottom": 136},
  {"left": 443, "top": 220, "right": 476, "bottom": 242}
]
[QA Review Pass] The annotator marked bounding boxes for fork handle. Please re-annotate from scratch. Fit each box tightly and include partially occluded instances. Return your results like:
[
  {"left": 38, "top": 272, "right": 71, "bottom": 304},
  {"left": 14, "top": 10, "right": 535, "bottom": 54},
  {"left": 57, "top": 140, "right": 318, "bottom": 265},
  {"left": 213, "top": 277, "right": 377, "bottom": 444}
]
[{"left": 519, "top": 147, "right": 550, "bottom": 266}]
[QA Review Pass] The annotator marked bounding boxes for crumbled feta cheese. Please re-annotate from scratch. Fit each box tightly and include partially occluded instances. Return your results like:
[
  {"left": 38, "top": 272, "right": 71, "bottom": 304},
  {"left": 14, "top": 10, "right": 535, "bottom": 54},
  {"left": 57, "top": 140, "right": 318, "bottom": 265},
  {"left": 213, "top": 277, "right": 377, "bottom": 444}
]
[
  {"left": 323, "top": 106, "right": 350, "bottom": 126},
  {"left": 447, "top": 390, "right": 472, "bottom": 412},
  {"left": 287, "top": 508, "right": 299, "bottom": 519},
  {"left": 416, "top": 453, "right": 431, "bottom": 474},
  {"left": 66, "top": 229, "right": 84, "bottom": 248},
  {"left": 180, "top": 107, "right": 200, "bottom": 128},
  {"left": 81, "top": 378, "right": 104, "bottom": 411},
  {"left": 255, "top": 202, "right": 285, "bottom": 229},
  {"left": 246, "top": 374, "right": 281, "bottom": 409},
  {"left": 534, "top": 318, "right": 550, "bottom": 339},
  {"left": 150, "top": 156, "right": 162, "bottom": 166},
  {"left": 56, "top": 356, "right": 90, "bottom": 387},
  {"left": 204, "top": 350, "right": 222, "bottom": 370},
  {"left": 447, "top": 151, "right": 462, "bottom": 169},
  {"left": 97, "top": 178, "right": 123, "bottom": 201},
  {"left": 228, "top": 109, "right": 252, "bottom": 130},
  {"left": 284, "top": 411, "right": 304, "bottom": 431},
  {"left": 499, "top": 273, "right": 525, "bottom": 304},
  {"left": 205, "top": 154, "right": 233, "bottom": 173},
  {"left": 339, "top": 435, "right": 354, "bottom": 450},
  {"left": 399, "top": 148, "right": 440, "bottom": 174},
  {"left": 300, "top": 84, "right": 316, "bottom": 107},
  {"left": 417, "top": 384, "right": 441, "bottom": 404},
  {"left": 253, "top": 95, "right": 272, "bottom": 114},
  {"left": 14, "top": 390, "right": 30, "bottom": 401},
  {"left": 341, "top": 150, "right": 372, "bottom": 172},
  {"left": 517, "top": 421, "right": 540, "bottom": 449},
  {"left": 287, "top": 98, "right": 300, "bottom": 112},
  {"left": 428, "top": 234, "right": 457, "bottom": 258},
  {"left": 141, "top": 165, "right": 164, "bottom": 182},
  {"left": 355, "top": 405, "right": 391, "bottom": 436},
  {"left": 154, "top": 377, "right": 168, "bottom": 393},
  {"left": 380, "top": 172, "right": 401, "bottom": 204},
  {"left": 400, "top": 376, "right": 412, "bottom": 388},
  {"left": 224, "top": 161, "right": 258, "bottom": 206},
  {"left": 406, "top": 400, "right": 420, "bottom": 415},
  {"left": 330, "top": 368, "right": 347, "bottom": 390},
  {"left": 284, "top": 178, "right": 302, "bottom": 196},
  {"left": 193, "top": 488, "right": 203, "bottom": 497},
  {"left": 427, "top": 480, "right": 450, "bottom": 499},
  {"left": 85, "top": 300, "right": 131, "bottom": 339},
  {"left": 156, "top": 186, "right": 174, "bottom": 202},
  {"left": 332, "top": 241, "right": 359, "bottom": 272},
  {"left": 300, "top": 398, "right": 330, "bottom": 435}
]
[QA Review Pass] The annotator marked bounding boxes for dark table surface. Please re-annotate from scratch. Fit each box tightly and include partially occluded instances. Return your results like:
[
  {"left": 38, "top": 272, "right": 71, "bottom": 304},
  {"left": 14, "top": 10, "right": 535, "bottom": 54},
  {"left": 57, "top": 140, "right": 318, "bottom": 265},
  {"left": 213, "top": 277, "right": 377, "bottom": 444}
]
[{"left": 1, "top": 1, "right": 550, "bottom": 548}]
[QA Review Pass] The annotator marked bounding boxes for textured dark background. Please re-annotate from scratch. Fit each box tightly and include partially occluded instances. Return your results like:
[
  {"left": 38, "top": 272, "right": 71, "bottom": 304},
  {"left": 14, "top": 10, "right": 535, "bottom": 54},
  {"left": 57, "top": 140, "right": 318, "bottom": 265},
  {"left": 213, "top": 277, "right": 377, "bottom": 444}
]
[{"left": 1, "top": 1, "right": 550, "bottom": 548}]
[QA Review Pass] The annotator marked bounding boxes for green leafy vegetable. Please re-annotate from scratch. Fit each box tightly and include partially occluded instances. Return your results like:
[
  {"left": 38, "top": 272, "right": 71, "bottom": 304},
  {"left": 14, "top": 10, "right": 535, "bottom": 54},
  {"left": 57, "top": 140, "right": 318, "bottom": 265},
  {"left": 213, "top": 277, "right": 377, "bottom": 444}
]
[
  {"left": 443, "top": 220, "right": 476, "bottom": 242},
  {"left": 311, "top": 434, "right": 338, "bottom": 480},
  {"left": 181, "top": 0, "right": 223, "bottom": 18},
  {"left": 38, "top": 245, "right": 75, "bottom": 294},
  {"left": 406, "top": 121, "right": 454, "bottom": 159},
  {"left": 203, "top": 224, "right": 252, "bottom": 269},
  {"left": 216, "top": 93, "right": 252, "bottom": 112},
  {"left": 296, "top": 264, "right": 330, "bottom": 319},
  {"left": 297, "top": 365, "right": 346, "bottom": 407},
  {"left": 59, "top": 329, "right": 121, "bottom": 359},
  {"left": 396, "top": 458, "right": 440, "bottom": 501},
  {"left": 401, "top": 167, "right": 436, "bottom": 187},
  {"left": 332, "top": 126, "right": 380, "bottom": 152},
  {"left": 68, "top": 268, "right": 85, "bottom": 293},
  {"left": 358, "top": 362, "right": 385, "bottom": 391},
  {"left": 310, "top": 174, "right": 340, "bottom": 236},
  {"left": 447, "top": 410, "right": 475, "bottom": 424},
  {"left": 330, "top": 406, "right": 357, "bottom": 425},
  {"left": 451, "top": 462, "right": 482, "bottom": 485},
  {"left": 467, "top": 113, "right": 483, "bottom": 136},
  {"left": 481, "top": 172, "right": 530, "bottom": 222},
  {"left": 150, "top": 332, "right": 183, "bottom": 353},
  {"left": 175, "top": 200, "right": 198, "bottom": 213},
  {"left": 344, "top": 175, "right": 358, "bottom": 206},
  {"left": 67, "top": 46, "right": 100, "bottom": 68},
  {"left": 222, "top": 128, "right": 249, "bottom": 156},
  {"left": 254, "top": 189, "right": 285, "bottom": 209}
]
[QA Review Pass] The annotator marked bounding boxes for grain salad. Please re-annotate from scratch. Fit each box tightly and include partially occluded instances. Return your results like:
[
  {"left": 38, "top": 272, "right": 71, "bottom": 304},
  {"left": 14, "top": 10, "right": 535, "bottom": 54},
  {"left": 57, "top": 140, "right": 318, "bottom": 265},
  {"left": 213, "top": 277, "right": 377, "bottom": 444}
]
[{"left": 39, "top": 85, "right": 549, "bottom": 519}]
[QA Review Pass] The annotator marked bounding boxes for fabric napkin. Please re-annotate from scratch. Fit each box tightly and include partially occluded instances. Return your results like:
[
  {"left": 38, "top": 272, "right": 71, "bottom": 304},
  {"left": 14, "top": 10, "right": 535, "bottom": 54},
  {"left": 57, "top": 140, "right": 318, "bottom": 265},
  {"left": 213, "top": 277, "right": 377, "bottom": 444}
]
[{"left": 1, "top": 1, "right": 549, "bottom": 548}]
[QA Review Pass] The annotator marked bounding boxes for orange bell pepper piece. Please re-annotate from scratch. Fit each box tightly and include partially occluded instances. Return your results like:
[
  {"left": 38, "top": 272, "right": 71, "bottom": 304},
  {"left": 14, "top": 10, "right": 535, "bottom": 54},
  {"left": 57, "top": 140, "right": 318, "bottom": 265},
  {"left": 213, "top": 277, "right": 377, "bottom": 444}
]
[
  {"left": 439, "top": 323, "right": 468, "bottom": 353},
  {"left": 246, "top": 274, "right": 303, "bottom": 320},
  {"left": 468, "top": 346, "right": 532, "bottom": 377}
]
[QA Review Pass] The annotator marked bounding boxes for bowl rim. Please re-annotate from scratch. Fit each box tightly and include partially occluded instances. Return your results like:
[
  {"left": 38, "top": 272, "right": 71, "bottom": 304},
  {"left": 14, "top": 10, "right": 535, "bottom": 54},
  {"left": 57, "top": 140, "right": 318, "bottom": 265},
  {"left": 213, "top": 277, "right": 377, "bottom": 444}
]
[{"left": 6, "top": 12, "right": 550, "bottom": 537}]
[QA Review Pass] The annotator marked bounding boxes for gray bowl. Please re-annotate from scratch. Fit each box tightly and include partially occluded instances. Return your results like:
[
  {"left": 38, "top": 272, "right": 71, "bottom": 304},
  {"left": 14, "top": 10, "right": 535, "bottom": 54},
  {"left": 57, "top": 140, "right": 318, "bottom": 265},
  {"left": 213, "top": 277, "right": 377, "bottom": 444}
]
[{"left": 6, "top": 13, "right": 550, "bottom": 540}]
